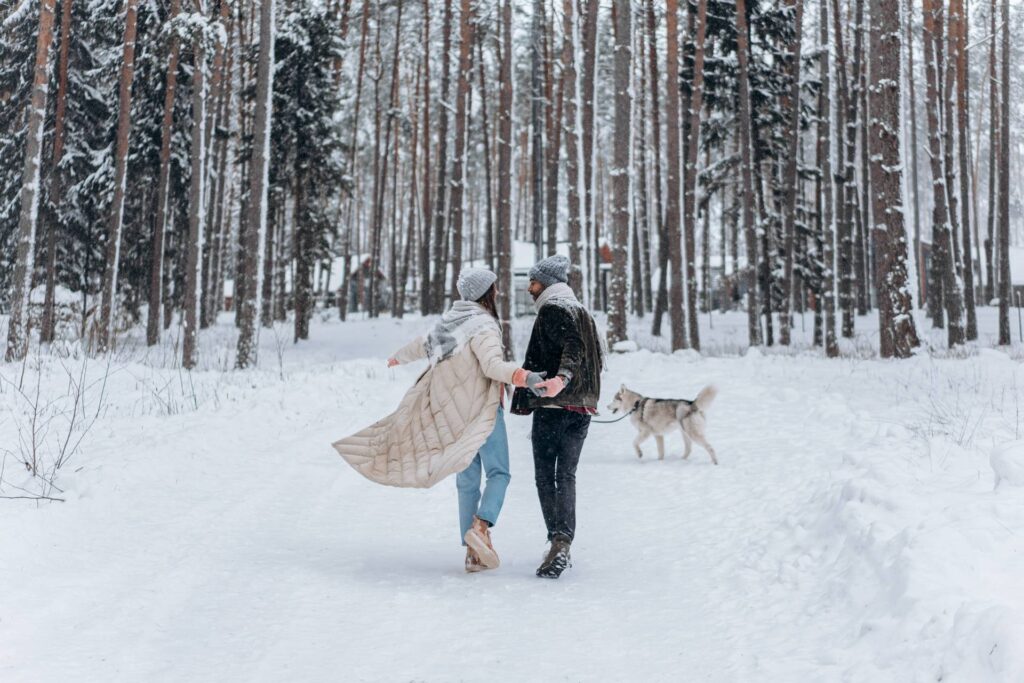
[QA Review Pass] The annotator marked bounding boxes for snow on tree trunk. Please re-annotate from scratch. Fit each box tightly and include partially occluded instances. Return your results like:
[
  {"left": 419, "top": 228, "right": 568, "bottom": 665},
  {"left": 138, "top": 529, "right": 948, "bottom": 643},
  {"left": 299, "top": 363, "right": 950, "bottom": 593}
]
[
  {"left": 868, "top": 0, "right": 919, "bottom": 358},
  {"left": 904, "top": 0, "right": 925, "bottom": 310},
  {"left": 922, "top": 0, "right": 966, "bottom": 347},
  {"left": 183, "top": 28, "right": 208, "bottom": 370},
  {"left": 647, "top": 0, "right": 668, "bottom": 336},
  {"left": 496, "top": 0, "right": 514, "bottom": 357},
  {"left": 997, "top": 0, "right": 1010, "bottom": 345},
  {"left": 951, "top": 0, "right": 977, "bottom": 340},
  {"left": 664, "top": 0, "right": 686, "bottom": 352},
  {"left": 235, "top": 0, "right": 274, "bottom": 369},
  {"left": 562, "top": 0, "right": 583, "bottom": 299},
  {"left": 778, "top": 0, "right": 803, "bottom": 346},
  {"left": 682, "top": 0, "right": 709, "bottom": 352},
  {"left": 96, "top": 0, "right": 140, "bottom": 355},
  {"left": 818, "top": 0, "right": 838, "bottom": 358},
  {"left": 606, "top": 0, "right": 631, "bottom": 347},
  {"left": 147, "top": 0, "right": 182, "bottom": 346},
  {"left": 735, "top": 0, "right": 762, "bottom": 348},
  {"left": 39, "top": 0, "right": 73, "bottom": 346},
  {"left": 4, "top": 0, "right": 56, "bottom": 362}
]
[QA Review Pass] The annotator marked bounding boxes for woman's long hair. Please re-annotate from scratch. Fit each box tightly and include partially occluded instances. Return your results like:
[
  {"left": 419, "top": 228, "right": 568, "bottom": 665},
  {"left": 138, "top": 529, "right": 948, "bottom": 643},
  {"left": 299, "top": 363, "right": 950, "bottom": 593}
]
[{"left": 475, "top": 283, "right": 499, "bottom": 320}]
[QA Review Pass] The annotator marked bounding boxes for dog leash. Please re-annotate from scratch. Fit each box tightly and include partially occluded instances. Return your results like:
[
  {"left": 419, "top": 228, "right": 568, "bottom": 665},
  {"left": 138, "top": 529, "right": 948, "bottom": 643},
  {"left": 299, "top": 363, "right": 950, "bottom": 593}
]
[{"left": 589, "top": 401, "right": 640, "bottom": 425}]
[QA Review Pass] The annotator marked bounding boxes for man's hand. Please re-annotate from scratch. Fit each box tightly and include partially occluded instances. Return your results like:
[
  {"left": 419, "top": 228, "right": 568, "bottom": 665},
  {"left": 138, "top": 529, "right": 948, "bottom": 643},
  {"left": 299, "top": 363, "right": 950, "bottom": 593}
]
[
  {"left": 534, "top": 375, "right": 566, "bottom": 398},
  {"left": 387, "top": 358, "right": 399, "bottom": 368}
]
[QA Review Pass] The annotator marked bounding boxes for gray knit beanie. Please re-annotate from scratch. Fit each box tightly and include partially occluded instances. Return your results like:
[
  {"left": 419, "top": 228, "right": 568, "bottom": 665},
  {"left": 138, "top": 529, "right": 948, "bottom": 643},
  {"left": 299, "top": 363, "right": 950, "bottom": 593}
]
[
  {"left": 456, "top": 267, "right": 498, "bottom": 301},
  {"left": 529, "top": 255, "right": 570, "bottom": 287}
]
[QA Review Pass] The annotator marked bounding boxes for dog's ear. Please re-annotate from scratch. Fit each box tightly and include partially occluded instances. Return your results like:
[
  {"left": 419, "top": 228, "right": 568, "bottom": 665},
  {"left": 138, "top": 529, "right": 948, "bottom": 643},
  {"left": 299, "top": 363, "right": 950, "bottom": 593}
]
[{"left": 620, "top": 383, "right": 625, "bottom": 390}]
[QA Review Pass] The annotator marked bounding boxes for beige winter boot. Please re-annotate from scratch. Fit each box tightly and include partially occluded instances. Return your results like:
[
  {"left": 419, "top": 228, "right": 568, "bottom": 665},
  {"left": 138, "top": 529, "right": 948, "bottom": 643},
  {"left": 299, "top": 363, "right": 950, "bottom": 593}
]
[
  {"left": 465, "top": 547, "right": 484, "bottom": 573},
  {"left": 464, "top": 516, "right": 500, "bottom": 569}
]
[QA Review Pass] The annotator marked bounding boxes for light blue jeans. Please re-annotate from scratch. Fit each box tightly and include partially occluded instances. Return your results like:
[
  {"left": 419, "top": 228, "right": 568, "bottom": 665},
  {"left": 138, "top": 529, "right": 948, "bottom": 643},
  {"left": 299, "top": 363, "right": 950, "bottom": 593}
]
[{"left": 457, "top": 408, "right": 511, "bottom": 544}]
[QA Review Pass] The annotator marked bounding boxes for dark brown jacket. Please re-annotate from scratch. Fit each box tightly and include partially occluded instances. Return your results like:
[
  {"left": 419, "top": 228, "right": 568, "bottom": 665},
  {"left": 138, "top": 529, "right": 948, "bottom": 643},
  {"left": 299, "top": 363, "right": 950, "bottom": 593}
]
[{"left": 511, "top": 299, "right": 602, "bottom": 414}]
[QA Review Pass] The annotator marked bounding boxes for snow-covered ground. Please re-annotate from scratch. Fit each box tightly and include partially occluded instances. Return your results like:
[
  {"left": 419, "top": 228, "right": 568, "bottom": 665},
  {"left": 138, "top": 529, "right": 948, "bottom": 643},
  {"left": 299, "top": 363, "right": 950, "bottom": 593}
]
[{"left": 2, "top": 308, "right": 1024, "bottom": 681}]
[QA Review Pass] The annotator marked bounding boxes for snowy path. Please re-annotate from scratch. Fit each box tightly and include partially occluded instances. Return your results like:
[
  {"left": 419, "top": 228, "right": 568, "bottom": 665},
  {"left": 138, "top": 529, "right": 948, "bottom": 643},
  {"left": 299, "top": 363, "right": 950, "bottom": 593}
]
[{"left": 3, "top": 316, "right": 1024, "bottom": 681}]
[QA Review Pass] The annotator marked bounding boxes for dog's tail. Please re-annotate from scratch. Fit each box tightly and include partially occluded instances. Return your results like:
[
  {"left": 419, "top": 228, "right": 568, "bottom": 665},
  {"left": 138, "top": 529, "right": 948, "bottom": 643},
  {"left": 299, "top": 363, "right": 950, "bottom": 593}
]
[{"left": 692, "top": 384, "right": 717, "bottom": 413}]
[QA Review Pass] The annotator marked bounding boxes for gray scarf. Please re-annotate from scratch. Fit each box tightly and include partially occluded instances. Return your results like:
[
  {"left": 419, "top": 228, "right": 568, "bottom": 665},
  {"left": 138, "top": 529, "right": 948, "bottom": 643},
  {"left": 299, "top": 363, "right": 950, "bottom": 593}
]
[
  {"left": 534, "top": 282, "right": 580, "bottom": 312},
  {"left": 424, "top": 300, "right": 500, "bottom": 365}
]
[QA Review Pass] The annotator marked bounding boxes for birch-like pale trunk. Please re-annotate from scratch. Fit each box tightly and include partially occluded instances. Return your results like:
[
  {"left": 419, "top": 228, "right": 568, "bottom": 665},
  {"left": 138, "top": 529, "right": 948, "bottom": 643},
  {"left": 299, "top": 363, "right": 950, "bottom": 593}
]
[{"left": 5, "top": 0, "right": 57, "bottom": 362}]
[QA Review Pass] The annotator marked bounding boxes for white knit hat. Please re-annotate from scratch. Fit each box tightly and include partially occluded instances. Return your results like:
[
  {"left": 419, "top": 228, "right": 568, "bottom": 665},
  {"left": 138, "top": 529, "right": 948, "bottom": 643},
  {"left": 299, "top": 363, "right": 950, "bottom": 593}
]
[{"left": 456, "top": 267, "right": 498, "bottom": 301}]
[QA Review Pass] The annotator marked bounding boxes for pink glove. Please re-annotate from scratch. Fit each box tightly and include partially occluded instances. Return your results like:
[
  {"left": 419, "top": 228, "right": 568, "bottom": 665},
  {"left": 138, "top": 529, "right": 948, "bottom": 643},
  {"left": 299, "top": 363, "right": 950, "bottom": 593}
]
[
  {"left": 534, "top": 375, "right": 566, "bottom": 398},
  {"left": 387, "top": 358, "right": 399, "bottom": 368}
]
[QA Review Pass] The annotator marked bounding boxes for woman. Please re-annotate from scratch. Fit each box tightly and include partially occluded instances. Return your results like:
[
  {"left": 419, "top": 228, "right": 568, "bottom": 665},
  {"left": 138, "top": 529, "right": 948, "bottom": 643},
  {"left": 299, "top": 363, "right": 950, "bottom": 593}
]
[{"left": 333, "top": 268, "right": 544, "bottom": 572}]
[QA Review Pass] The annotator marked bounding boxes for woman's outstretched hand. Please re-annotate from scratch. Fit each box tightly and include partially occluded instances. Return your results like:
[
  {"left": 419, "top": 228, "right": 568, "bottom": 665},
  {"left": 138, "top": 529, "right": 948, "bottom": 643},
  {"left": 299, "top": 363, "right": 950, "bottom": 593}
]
[
  {"left": 511, "top": 369, "right": 548, "bottom": 395},
  {"left": 387, "top": 358, "right": 399, "bottom": 368}
]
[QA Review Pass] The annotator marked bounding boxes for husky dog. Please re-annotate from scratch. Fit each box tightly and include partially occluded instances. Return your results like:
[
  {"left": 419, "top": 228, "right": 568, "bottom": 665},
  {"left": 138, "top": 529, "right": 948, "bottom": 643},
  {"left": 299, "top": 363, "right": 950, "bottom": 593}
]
[{"left": 607, "top": 385, "right": 718, "bottom": 465}]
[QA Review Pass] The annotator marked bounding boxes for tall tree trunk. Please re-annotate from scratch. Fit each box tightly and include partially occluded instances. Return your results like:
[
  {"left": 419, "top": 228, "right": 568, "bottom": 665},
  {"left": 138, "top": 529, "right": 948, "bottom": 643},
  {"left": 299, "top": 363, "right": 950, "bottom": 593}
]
[
  {"left": 96, "top": 0, "right": 141, "bottom": 354},
  {"left": 683, "top": 0, "right": 709, "bottom": 351},
  {"left": 398, "top": 63, "right": 421, "bottom": 318},
  {"left": 819, "top": 0, "right": 838, "bottom": 357},
  {"left": 4, "top": 0, "right": 57, "bottom": 362},
  {"left": 369, "top": 2, "right": 403, "bottom": 317},
  {"left": 647, "top": 0, "right": 668, "bottom": 334},
  {"left": 634, "top": 22, "right": 650, "bottom": 318},
  {"left": 497, "top": 0, "right": 514, "bottom": 355},
  {"left": 923, "top": 0, "right": 965, "bottom": 346},
  {"left": 419, "top": 0, "right": 433, "bottom": 315},
  {"left": 997, "top": 0, "right": 1010, "bottom": 344},
  {"left": 736, "top": 0, "right": 761, "bottom": 347},
  {"left": 952, "top": 0, "right": 977, "bottom": 339},
  {"left": 854, "top": 0, "right": 870, "bottom": 316},
  {"left": 941, "top": 0, "right": 966, "bottom": 332},
  {"left": 431, "top": 0, "right": 454, "bottom": 312},
  {"left": 985, "top": 0, "right": 997, "bottom": 306},
  {"left": 39, "top": 0, "right": 74, "bottom": 345},
  {"left": 664, "top": 0, "right": 686, "bottom": 351},
  {"left": 208, "top": 17, "right": 234, "bottom": 328},
  {"left": 607, "top": 0, "right": 631, "bottom": 346},
  {"left": 448, "top": 0, "right": 472, "bottom": 303},
  {"left": 562, "top": 0, "right": 583, "bottom": 298},
  {"left": 905, "top": 0, "right": 925, "bottom": 309},
  {"left": 183, "top": 26, "right": 208, "bottom": 370},
  {"left": 580, "top": 0, "right": 599, "bottom": 306},
  {"left": 235, "top": 0, "right": 274, "bottom": 368},
  {"left": 540, "top": 11, "right": 565, "bottom": 259},
  {"left": 529, "top": 0, "right": 545, "bottom": 260},
  {"left": 869, "top": 0, "right": 919, "bottom": 358},
  {"left": 830, "top": 0, "right": 855, "bottom": 338},
  {"left": 779, "top": 0, "right": 803, "bottom": 345},
  {"left": 476, "top": 27, "right": 495, "bottom": 273},
  {"left": 201, "top": 0, "right": 231, "bottom": 330}
]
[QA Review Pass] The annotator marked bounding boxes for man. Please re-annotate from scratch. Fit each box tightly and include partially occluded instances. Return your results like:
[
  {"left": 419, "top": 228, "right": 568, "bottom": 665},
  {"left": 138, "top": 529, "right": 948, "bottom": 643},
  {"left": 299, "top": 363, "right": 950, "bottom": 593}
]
[{"left": 512, "top": 255, "right": 603, "bottom": 579}]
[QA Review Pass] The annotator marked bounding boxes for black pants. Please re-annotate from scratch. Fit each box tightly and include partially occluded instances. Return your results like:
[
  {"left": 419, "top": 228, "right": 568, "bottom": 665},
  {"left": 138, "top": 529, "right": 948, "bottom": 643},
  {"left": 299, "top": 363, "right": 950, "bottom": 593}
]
[{"left": 531, "top": 408, "right": 591, "bottom": 542}]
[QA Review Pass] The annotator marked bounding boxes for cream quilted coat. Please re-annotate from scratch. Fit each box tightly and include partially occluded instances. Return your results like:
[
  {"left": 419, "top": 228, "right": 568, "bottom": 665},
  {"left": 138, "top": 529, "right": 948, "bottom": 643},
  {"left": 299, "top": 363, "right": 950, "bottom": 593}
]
[{"left": 332, "top": 325, "right": 519, "bottom": 488}]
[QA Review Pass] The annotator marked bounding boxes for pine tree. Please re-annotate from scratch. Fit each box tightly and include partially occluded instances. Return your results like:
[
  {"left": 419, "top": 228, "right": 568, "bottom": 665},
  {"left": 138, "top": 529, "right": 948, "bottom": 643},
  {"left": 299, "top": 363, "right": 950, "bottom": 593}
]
[
  {"left": 5, "top": 0, "right": 57, "bottom": 362},
  {"left": 868, "top": 0, "right": 918, "bottom": 357}
]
